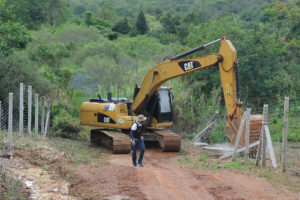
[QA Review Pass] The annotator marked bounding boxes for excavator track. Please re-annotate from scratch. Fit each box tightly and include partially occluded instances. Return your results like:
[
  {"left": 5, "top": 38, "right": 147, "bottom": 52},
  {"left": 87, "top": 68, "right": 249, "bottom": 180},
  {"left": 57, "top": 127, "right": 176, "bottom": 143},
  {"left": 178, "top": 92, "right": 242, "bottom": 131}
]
[
  {"left": 225, "top": 115, "right": 263, "bottom": 147},
  {"left": 145, "top": 129, "right": 181, "bottom": 151},
  {"left": 90, "top": 129, "right": 131, "bottom": 154}
]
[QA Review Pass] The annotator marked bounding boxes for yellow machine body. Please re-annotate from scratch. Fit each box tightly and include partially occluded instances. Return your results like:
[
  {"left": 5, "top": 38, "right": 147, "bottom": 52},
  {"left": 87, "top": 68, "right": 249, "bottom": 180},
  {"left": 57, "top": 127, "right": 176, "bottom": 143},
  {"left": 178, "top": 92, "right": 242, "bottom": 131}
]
[
  {"left": 80, "top": 102, "right": 173, "bottom": 129},
  {"left": 80, "top": 102, "right": 133, "bottom": 129}
]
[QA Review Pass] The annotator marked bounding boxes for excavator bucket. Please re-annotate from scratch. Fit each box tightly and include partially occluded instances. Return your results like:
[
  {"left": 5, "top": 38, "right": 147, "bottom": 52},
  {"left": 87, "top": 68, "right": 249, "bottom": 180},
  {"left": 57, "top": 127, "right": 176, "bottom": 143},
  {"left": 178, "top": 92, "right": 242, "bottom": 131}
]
[{"left": 225, "top": 115, "right": 263, "bottom": 146}]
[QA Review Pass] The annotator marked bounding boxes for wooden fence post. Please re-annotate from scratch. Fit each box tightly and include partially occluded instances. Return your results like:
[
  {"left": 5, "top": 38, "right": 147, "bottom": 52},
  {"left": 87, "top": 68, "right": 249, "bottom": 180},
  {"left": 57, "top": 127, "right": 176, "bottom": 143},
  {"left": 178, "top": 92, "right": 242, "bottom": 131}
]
[
  {"left": 232, "top": 111, "right": 246, "bottom": 161},
  {"left": 19, "top": 83, "right": 24, "bottom": 137},
  {"left": 282, "top": 97, "right": 289, "bottom": 172},
  {"left": 261, "top": 104, "right": 268, "bottom": 167},
  {"left": 28, "top": 86, "right": 32, "bottom": 135},
  {"left": 8, "top": 93, "right": 13, "bottom": 150},
  {"left": 244, "top": 108, "right": 251, "bottom": 162},
  {"left": 41, "top": 96, "right": 45, "bottom": 135},
  {"left": 35, "top": 94, "right": 39, "bottom": 133}
]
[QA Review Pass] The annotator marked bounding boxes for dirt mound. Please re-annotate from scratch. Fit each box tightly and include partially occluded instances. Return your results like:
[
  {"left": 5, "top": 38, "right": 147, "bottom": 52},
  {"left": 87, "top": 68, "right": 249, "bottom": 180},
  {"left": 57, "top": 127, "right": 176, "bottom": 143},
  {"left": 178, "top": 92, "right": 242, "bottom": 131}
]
[{"left": 1, "top": 137, "right": 75, "bottom": 199}]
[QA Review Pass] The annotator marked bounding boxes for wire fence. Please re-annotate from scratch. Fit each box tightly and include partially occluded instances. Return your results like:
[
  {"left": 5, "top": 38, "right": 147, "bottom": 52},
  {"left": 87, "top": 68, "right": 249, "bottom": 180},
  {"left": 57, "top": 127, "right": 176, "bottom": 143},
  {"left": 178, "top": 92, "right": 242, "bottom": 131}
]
[
  {"left": 0, "top": 83, "right": 51, "bottom": 150},
  {"left": 245, "top": 97, "right": 300, "bottom": 171},
  {"left": 271, "top": 97, "right": 300, "bottom": 172},
  {"left": 198, "top": 96, "right": 300, "bottom": 171}
]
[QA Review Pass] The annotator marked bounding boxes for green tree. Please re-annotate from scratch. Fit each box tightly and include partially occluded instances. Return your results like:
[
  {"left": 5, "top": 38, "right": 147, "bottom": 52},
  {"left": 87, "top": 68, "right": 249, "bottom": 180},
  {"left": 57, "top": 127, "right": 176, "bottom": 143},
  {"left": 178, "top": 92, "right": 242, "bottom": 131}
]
[
  {"left": 0, "top": 0, "right": 13, "bottom": 22},
  {"left": 154, "top": 8, "right": 163, "bottom": 19},
  {"left": 5, "top": 0, "right": 47, "bottom": 29},
  {"left": 95, "top": 18, "right": 112, "bottom": 28},
  {"left": 97, "top": 1, "right": 116, "bottom": 22},
  {"left": 0, "top": 22, "right": 31, "bottom": 55},
  {"left": 136, "top": 9, "right": 148, "bottom": 35},
  {"left": 46, "top": 0, "right": 69, "bottom": 28},
  {"left": 160, "top": 13, "right": 180, "bottom": 34},
  {"left": 262, "top": 1, "right": 300, "bottom": 41},
  {"left": 0, "top": 0, "right": 31, "bottom": 55},
  {"left": 112, "top": 18, "right": 131, "bottom": 34},
  {"left": 183, "top": 10, "right": 208, "bottom": 25},
  {"left": 84, "top": 11, "right": 112, "bottom": 29},
  {"left": 84, "top": 11, "right": 94, "bottom": 26},
  {"left": 0, "top": 51, "right": 52, "bottom": 100},
  {"left": 185, "top": 16, "right": 292, "bottom": 106},
  {"left": 73, "top": 5, "right": 86, "bottom": 16},
  {"left": 6, "top": 0, "right": 70, "bottom": 29}
]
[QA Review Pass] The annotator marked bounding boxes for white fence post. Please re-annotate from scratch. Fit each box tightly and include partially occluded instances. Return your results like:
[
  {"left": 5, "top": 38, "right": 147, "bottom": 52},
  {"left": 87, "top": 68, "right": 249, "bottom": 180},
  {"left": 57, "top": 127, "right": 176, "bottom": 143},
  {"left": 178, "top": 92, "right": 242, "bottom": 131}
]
[
  {"left": 19, "top": 83, "right": 24, "bottom": 137},
  {"left": 44, "top": 100, "right": 51, "bottom": 136},
  {"left": 232, "top": 111, "right": 246, "bottom": 161},
  {"left": 261, "top": 104, "right": 268, "bottom": 167},
  {"left": 0, "top": 101, "right": 1, "bottom": 134},
  {"left": 191, "top": 112, "right": 218, "bottom": 143},
  {"left": 35, "top": 94, "right": 39, "bottom": 133},
  {"left": 41, "top": 96, "right": 45, "bottom": 135},
  {"left": 282, "top": 97, "right": 289, "bottom": 172},
  {"left": 219, "top": 141, "right": 259, "bottom": 160},
  {"left": 244, "top": 108, "right": 251, "bottom": 162},
  {"left": 28, "top": 86, "right": 32, "bottom": 135},
  {"left": 255, "top": 128, "right": 263, "bottom": 166},
  {"left": 264, "top": 125, "right": 277, "bottom": 168},
  {"left": 8, "top": 93, "right": 13, "bottom": 150}
]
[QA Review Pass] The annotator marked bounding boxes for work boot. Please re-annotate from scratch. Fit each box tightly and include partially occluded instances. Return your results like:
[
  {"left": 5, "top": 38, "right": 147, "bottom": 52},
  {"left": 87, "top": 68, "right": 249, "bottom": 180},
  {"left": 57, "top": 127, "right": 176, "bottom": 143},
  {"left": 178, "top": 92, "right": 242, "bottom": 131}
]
[{"left": 138, "top": 162, "right": 143, "bottom": 167}]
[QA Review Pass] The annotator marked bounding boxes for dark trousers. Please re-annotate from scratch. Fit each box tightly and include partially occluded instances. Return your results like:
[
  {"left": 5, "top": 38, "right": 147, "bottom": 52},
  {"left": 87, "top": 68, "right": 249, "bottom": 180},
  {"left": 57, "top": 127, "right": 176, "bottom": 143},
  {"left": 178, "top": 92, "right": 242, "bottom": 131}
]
[{"left": 132, "top": 138, "right": 145, "bottom": 165}]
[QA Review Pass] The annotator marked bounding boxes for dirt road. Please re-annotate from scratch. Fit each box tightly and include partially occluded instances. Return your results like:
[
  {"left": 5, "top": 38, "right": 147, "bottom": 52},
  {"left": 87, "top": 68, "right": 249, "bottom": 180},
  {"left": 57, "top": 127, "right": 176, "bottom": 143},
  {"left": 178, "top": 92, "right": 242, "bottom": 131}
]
[
  {"left": 2, "top": 138, "right": 299, "bottom": 200},
  {"left": 69, "top": 149, "right": 299, "bottom": 200}
]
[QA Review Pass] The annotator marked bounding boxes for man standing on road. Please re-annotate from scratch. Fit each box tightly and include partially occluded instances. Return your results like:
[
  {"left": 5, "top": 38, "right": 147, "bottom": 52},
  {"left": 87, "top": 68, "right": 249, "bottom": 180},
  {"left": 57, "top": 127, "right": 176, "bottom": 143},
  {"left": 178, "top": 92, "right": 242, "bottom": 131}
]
[{"left": 130, "top": 115, "right": 147, "bottom": 167}]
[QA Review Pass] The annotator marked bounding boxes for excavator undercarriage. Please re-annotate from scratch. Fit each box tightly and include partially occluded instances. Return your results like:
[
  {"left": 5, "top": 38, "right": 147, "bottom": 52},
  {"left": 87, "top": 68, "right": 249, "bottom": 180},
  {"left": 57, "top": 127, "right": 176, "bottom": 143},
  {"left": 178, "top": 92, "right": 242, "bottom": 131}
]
[
  {"left": 90, "top": 129, "right": 131, "bottom": 154},
  {"left": 90, "top": 128, "right": 181, "bottom": 154}
]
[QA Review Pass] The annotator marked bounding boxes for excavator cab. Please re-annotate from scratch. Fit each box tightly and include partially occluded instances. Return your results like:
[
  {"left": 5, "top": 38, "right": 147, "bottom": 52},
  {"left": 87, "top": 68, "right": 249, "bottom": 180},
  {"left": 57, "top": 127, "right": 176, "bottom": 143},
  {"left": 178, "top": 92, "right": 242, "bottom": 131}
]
[
  {"left": 134, "top": 85, "right": 174, "bottom": 126},
  {"left": 147, "top": 87, "right": 173, "bottom": 124}
]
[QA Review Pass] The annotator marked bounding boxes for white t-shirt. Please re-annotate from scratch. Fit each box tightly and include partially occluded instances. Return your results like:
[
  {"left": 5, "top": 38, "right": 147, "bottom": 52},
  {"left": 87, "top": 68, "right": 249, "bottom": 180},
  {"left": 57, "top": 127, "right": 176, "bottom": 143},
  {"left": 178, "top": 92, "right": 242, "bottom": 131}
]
[{"left": 131, "top": 121, "right": 143, "bottom": 131}]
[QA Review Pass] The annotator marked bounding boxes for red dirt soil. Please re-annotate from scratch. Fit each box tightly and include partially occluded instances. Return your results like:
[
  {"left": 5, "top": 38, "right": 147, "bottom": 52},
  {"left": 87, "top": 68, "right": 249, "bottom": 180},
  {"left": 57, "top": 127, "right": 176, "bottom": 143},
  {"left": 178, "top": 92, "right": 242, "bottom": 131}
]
[
  {"left": 2, "top": 138, "right": 299, "bottom": 200},
  {"left": 68, "top": 149, "right": 300, "bottom": 200}
]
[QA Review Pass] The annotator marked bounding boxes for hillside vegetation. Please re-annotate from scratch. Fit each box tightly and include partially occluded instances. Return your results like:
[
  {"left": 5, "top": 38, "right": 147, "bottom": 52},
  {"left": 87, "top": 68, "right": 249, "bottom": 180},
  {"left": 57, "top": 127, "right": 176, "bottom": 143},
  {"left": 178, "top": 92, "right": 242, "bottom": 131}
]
[{"left": 0, "top": 0, "right": 299, "bottom": 139}]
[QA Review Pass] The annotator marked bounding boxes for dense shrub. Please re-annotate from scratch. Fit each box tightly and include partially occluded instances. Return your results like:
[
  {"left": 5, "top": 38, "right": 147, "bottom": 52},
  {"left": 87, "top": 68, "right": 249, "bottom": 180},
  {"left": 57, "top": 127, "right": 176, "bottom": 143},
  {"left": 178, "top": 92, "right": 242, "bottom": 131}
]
[
  {"left": 51, "top": 100, "right": 81, "bottom": 139},
  {"left": 52, "top": 115, "right": 81, "bottom": 139}
]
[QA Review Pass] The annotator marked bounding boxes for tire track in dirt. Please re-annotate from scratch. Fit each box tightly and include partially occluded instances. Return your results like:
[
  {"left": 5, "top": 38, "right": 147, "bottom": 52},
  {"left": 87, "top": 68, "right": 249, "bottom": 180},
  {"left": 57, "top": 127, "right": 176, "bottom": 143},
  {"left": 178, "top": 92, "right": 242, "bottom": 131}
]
[
  {"left": 135, "top": 151, "right": 211, "bottom": 200},
  {"left": 108, "top": 149, "right": 299, "bottom": 200},
  {"left": 68, "top": 163, "right": 145, "bottom": 200}
]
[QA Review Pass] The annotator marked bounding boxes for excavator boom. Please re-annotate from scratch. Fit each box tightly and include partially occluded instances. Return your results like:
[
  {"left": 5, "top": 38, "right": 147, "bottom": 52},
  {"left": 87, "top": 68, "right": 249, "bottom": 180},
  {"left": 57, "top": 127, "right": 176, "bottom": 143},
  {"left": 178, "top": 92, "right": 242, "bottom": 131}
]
[{"left": 131, "top": 54, "right": 222, "bottom": 113}]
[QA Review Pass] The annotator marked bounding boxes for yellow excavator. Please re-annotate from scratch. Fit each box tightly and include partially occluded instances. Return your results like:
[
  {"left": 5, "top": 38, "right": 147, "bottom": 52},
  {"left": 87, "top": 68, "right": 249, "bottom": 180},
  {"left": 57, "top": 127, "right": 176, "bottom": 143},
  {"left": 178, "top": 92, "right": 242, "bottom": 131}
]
[{"left": 80, "top": 36, "right": 262, "bottom": 153}]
